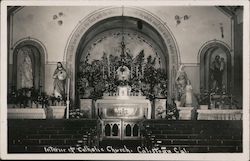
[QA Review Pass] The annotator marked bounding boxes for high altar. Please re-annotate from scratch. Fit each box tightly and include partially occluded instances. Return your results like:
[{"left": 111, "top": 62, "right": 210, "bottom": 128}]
[
  {"left": 94, "top": 58, "right": 152, "bottom": 140},
  {"left": 96, "top": 96, "right": 151, "bottom": 140}
]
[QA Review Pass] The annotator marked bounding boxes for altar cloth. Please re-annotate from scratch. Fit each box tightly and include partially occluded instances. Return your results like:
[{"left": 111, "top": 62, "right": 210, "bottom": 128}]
[
  {"left": 95, "top": 97, "right": 151, "bottom": 119},
  {"left": 197, "top": 109, "right": 242, "bottom": 120},
  {"left": 8, "top": 107, "right": 46, "bottom": 119}
]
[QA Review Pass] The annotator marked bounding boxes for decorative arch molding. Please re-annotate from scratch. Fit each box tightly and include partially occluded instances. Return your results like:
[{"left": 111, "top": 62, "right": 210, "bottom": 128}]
[
  {"left": 198, "top": 40, "right": 232, "bottom": 63},
  {"left": 12, "top": 37, "right": 48, "bottom": 64},
  {"left": 64, "top": 6, "right": 180, "bottom": 103},
  {"left": 199, "top": 40, "right": 232, "bottom": 93},
  {"left": 12, "top": 38, "right": 46, "bottom": 91}
]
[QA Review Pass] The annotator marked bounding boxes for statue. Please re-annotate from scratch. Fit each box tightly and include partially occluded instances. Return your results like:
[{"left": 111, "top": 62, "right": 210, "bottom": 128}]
[
  {"left": 175, "top": 65, "right": 198, "bottom": 108},
  {"left": 210, "top": 55, "right": 225, "bottom": 91},
  {"left": 175, "top": 65, "right": 188, "bottom": 102},
  {"left": 19, "top": 50, "right": 33, "bottom": 88},
  {"left": 185, "top": 80, "right": 193, "bottom": 107},
  {"left": 53, "top": 62, "right": 67, "bottom": 98}
]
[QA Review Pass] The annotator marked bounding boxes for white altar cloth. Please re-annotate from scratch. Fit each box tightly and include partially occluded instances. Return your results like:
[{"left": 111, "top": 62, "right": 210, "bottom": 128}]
[
  {"left": 197, "top": 109, "right": 242, "bottom": 120},
  {"left": 8, "top": 107, "right": 46, "bottom": 119},
  {"left": 95, "top": 97, "right": 151, "bottom": 119}
]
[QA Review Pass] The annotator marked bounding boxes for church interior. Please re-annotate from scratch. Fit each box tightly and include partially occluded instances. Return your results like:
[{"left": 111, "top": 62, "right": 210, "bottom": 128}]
[{"left": 5, "top": 5, "right": 244, "bottom": 154}]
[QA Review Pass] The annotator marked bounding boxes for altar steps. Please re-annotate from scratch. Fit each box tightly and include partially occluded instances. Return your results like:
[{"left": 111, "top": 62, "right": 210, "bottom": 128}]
[
  {"left": 8, "top": 119, "right": 243, "bottom": 153},
  {"left": 8, "top": 119, "right": 97, "bottom": 153},
  {"left": 142, "top": 120, "right": 242, "bottom": 153}
]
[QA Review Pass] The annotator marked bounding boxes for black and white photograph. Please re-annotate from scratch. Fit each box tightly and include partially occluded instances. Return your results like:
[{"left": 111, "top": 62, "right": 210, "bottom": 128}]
[{"left": 0, "top": 0, "right": 249, "bottom": 160}]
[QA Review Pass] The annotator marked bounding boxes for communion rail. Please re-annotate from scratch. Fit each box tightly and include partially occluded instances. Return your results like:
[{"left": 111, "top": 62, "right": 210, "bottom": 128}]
[{"left": 7, "top": 119, "right": 242, "bottom": 153}]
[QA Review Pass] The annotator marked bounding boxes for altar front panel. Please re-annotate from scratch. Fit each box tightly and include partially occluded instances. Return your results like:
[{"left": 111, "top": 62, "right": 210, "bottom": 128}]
[{"left": 95, "top": 99, "right": 151, "bottom": 119}]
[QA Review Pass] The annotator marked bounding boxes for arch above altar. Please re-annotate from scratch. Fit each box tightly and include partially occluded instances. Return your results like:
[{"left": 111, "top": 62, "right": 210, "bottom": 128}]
[{"left": 64, "top": 6, "right": 180, "bottom": 105}]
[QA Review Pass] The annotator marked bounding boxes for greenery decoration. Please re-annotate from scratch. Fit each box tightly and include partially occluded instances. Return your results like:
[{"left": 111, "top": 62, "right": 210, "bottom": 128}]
[{"left": 77, "top": 50, "right": 168, "bottom": 100}]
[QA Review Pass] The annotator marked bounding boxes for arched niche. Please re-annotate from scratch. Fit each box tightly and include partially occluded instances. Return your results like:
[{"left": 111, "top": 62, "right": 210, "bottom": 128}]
[
  {"left": 199, "top": 41, "right": 232, "bottom": 93},
  {"left": 125, "top": 124, "right": 132, "bottom": 136},
  {"left": 64, "top": 7, "right": 179, "bottom": 105},
  {"left": 12, "top": 39, "right": 46, "bottom": 92},
  {"left": 104, "top": 124, "right": 111, "bottom": 136}
]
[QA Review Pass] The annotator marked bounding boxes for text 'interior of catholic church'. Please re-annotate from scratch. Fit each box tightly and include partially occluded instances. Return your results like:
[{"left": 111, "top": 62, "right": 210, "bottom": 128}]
[{"left": 6, "top": 5, "right": 244, "bottom": 154}]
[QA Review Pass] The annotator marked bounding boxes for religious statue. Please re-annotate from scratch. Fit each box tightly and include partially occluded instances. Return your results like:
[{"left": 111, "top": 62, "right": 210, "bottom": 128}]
[
  {"left": 175, "top": 65, "right": 188, "bottom": 100},
  {"left": 185, "top": 80, "right": 193, "bottom": 107},
  {"left": 210, "top": 55, "right": 225, "bottom": 91},
  {"left": 19, "top": 51, "right": 33, "bottom": 88},
  {"left": 53, "top": 62, "right": 67, "bottom": 98}
]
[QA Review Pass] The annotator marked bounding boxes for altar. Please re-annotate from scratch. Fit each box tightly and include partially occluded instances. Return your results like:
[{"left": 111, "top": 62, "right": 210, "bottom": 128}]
[
  {"left": 95, "top": 96, "right": 151, "bottom": 140},
  {"left": 197, "top": 109, "right": 242, "bottom": 120}
]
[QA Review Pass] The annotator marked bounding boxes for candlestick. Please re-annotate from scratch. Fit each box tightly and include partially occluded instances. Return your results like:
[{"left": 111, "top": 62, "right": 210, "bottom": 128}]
[
  {"left": 130, "top": 65, "right": 133, "bottom": 79},
  {"left": 66, "top": 78, "right": 70, "bottom": 119}
]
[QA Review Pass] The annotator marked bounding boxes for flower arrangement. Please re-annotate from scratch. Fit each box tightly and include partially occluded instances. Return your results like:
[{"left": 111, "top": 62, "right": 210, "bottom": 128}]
[
  {"left": 69, "top": 108, "right": 89, "bottom": 118},
  {"left": 77, "top": 51, "right": 168, "bottom": 100}
]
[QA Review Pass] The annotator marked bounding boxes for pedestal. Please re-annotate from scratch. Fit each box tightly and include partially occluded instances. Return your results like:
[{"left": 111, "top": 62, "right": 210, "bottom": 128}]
[
  {"left": 48, "top": 106, "right": 66, "bottom": 119},
  {"left": 177, "top": 107, "right": 195, "bottom": 120},
  {"left": 154, "top": 98, "right": 167, "bottom": 119},
  {"left": 80, "top": 99, "right": 93, "bottom": 118}
]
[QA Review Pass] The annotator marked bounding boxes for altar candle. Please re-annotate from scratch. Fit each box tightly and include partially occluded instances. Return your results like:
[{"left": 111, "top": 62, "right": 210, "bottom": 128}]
[
  {"left": 141, "top": 66, "right": 144, "bottom": 77},
  {"left": 103, "top": 66, "right": 105, "bottom": 78},
  {"left": 136, "top": 66, "right": 138, "bottom": 77},
  {"left": 108, "top": 67, "right": 110, "bottom": 77},
  {"left": 108, "top": 57, "right": 110, "bottom": 77},
  {"left": 130, "top": 65, "right": 133, "bottom": 79}
]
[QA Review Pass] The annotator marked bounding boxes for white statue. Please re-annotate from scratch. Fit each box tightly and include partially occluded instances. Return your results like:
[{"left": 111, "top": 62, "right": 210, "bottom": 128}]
[
  {"left": 19, "top": 49, "right": 33, "bottom": 88},
  {"left": 185, "top": 80, "right": 193, "bottom": 107},
  {"left": 53, "top": 62, "right": 67, "bottom": 98}
]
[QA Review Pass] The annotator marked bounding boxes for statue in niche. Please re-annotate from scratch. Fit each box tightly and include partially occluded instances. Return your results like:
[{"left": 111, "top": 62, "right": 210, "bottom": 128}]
[
  {"left": 19, "top": 49, "right": 33, "bottom": 88},
  {"left": 53, "top": 62, "right": 67, "bottom": 98},
  {"left": 210, "top": 55, "right": 225, "bottom": 92}
]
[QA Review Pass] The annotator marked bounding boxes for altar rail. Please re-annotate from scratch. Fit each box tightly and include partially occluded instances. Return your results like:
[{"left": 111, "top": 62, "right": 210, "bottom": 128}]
[
  {"left": 7, "top": 119, "right": 242, "bottom": 153},
  {"left": 142, "top": 120, "right": 242, "bottom": 153},
  {"left": 8, "top": 119, "right": 97, "bottom": 153}
]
